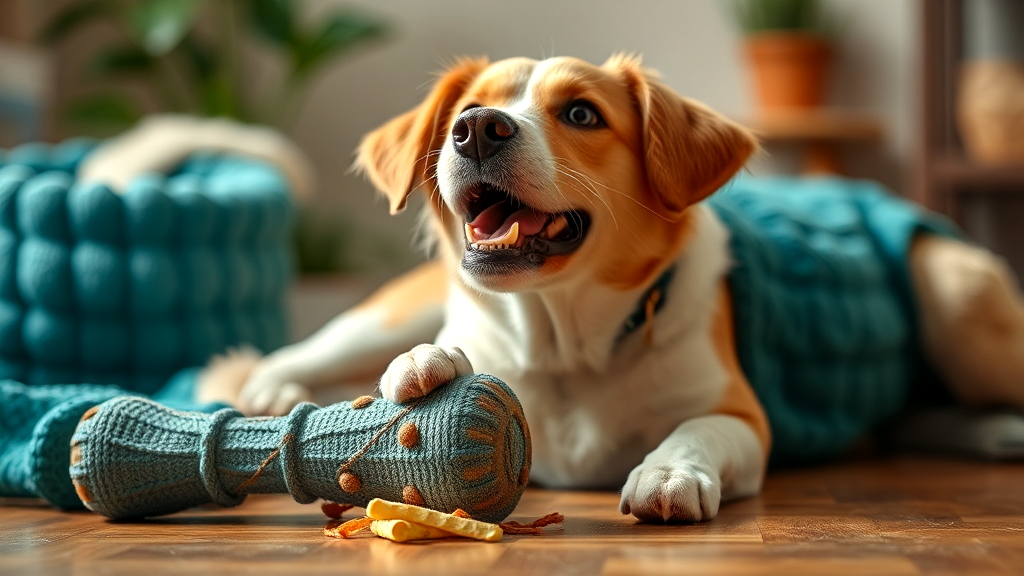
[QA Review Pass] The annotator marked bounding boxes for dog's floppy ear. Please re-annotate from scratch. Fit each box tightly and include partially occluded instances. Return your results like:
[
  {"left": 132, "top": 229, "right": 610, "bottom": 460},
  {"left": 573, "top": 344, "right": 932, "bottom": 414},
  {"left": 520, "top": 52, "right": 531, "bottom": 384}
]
[
  {"left": 606, "top": 55, "right": 758, "bottom": 217},
  {"left": 356, "top": 57, "right": 489, "bottom": 214}
]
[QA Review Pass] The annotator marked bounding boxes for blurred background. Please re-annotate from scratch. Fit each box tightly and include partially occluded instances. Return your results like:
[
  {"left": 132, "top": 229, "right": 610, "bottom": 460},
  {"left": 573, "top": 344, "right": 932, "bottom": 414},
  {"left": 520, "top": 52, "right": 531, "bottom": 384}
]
[{"left": 1, "top": 0, "right": 1022, "bottom": 339}]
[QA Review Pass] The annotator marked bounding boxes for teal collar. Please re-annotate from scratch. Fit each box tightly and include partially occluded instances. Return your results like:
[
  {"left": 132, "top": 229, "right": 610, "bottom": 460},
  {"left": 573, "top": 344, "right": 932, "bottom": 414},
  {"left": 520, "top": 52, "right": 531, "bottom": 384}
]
[{"left": 618, "top": 265, "right": 676, "bottom": 344}]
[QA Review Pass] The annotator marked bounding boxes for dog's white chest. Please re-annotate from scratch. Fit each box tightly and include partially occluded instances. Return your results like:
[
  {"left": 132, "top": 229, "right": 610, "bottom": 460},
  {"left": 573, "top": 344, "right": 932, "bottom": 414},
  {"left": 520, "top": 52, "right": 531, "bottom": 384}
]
[{"left": 461, "top": 332, "right": 727, "bottom": 489}]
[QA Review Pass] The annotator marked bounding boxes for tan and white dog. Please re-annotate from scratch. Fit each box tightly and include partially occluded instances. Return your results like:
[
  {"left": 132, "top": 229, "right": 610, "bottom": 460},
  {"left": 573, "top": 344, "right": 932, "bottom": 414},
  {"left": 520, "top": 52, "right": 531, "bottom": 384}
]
[{"left": 186, "top": 55, "right": 1024, "bottom": 522}]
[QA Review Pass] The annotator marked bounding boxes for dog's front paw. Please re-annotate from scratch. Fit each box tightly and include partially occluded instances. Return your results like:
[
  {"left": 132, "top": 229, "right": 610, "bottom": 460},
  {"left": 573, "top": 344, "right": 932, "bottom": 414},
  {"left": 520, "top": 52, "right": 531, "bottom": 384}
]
[
  {"left": 237, "top": 377, "right": 312, "bottom": 417},
  {"left": 380, "top": 344, "right": 474, "bottom": 404},
  {"left": 619, "top": 457, "right": 722, "bottom": 522}
]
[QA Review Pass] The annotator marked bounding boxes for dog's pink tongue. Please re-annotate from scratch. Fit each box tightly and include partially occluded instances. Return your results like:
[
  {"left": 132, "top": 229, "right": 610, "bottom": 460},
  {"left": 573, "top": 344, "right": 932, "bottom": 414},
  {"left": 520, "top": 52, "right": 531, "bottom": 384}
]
[
  {"left": 495, "top": 209, "right": 548, "bottom": 238},
  {"left": 468, "top": 202, "right": 508, "bottom": 235},
  {"left": 470, "top": 207, "right": 548, "bottom": 239}
]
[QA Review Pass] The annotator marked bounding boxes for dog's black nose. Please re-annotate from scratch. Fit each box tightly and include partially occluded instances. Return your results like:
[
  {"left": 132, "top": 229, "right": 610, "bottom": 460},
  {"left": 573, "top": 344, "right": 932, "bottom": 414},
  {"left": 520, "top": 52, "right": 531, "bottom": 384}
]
[{"left": 452, "top": 108, "right": 517, "bottom": 162}]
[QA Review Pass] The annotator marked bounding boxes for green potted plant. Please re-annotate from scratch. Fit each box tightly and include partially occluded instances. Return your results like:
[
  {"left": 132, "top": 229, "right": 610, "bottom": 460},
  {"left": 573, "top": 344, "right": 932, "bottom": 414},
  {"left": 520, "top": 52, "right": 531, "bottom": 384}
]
[
  {"left": 38, "top": 0, "right": 389, "bottom": 276},
  {"left": 40, "top": 0, "right": 386, "bottom": 132},
  {"left": 732, "top": 0, "right": 834, "bottom": 110}
]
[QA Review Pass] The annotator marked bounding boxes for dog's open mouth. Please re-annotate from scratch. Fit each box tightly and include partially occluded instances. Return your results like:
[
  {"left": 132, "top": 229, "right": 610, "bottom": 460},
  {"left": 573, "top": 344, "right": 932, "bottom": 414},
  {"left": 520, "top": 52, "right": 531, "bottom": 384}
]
[{"left": 461, "top": 183, "right": 590, "bottom": 272}]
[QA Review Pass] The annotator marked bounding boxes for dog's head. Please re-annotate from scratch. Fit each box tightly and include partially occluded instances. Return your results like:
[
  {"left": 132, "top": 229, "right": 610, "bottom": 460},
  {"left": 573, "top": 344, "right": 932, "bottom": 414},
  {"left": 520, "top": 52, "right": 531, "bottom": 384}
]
[{"left": 357, "top": 55, "right": 757, "bottom": 292}]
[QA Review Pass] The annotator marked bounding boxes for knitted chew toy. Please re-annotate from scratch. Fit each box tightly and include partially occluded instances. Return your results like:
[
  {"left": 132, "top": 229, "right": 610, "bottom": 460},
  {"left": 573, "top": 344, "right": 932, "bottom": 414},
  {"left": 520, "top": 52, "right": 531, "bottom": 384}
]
[{"left": 68, "top": 374, "right": 530, "bottom": 523}]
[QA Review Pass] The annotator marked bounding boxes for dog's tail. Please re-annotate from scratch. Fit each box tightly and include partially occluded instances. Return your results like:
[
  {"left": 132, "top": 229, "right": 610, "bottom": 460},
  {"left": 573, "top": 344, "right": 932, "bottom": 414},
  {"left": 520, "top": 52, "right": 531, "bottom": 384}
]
[{"left": 195, "top": 346, "right": 263, "bottom": 406}]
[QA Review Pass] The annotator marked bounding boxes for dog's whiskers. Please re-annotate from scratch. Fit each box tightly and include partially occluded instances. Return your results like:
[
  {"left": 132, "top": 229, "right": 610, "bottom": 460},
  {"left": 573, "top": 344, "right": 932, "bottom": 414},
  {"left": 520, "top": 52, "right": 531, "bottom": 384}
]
[
  {"left": 550, "top": 175, "right": 590, "bottom": 233},
  {"left": 555, "top": 169, "right": 606, "bottom": 219},
  {"left": 554, "top": 163, "right": 663, "bottom": 253},
  {"left": 555, "top": 165, "right": 618, "bottom": 232},
  {"left": 429, "top": 180, "right": 446, "bottom": 227},
  {"left": 414, "top": 150, "right": 444, "bottom": 166},
  {"left": 552, "top": 157, "right": 674, "bottom": 223}
]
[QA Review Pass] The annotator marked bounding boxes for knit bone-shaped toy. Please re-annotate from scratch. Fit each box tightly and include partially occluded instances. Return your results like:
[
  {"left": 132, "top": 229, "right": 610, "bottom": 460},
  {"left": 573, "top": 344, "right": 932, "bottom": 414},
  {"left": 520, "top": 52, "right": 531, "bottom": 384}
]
[{"left": 68, "top": 375, "right": 531, "bottom": 523}]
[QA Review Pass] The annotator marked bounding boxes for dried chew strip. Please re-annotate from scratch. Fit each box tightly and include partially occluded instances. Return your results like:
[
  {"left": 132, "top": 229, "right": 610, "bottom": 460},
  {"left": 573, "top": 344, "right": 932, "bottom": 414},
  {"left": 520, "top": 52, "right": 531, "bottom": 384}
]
[
  {"left": 370, "top": 519, "right": 457, "bottom": 542},
  {"left": 365, "top": 498, "right": 503, "bottom": 542},
  {"left": 324, "top": 516, "right": 373, "bottom": 539}
]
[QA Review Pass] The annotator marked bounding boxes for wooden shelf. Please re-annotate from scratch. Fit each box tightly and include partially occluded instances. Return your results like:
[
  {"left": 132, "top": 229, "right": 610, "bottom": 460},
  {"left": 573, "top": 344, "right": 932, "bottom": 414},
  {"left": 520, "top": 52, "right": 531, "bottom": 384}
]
[
  {"left": 912, "top": 0, "right": 1024, "bottom": 211},
  {"left": 743, "top": 109, "right": 884, "bottom": 143},
  {"left": 739, "top": 109, "right": 885, "bottom": 175},
  {"left": 933, "top": 157, "right": 1024, "bottom": 190}
]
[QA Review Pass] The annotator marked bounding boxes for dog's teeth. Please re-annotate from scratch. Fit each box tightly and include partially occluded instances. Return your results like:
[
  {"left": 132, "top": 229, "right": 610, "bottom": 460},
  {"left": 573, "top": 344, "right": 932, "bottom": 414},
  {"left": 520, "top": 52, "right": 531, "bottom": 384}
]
[
  {"left": 545, "top": 215, "right": 568, "bottom": 238},
  {"left": 505, "top": 222, "right": 519, "bottom": 246},
  {"left": 468, "top": 222, "right": 520, "bottom": 250}
]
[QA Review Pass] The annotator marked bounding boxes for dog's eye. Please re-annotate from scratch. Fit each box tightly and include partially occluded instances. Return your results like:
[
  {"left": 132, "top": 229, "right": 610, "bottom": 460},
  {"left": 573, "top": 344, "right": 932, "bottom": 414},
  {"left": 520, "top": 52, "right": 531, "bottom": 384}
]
[{"left": 563, "top": 101, "right": 603, "bottom": 128}]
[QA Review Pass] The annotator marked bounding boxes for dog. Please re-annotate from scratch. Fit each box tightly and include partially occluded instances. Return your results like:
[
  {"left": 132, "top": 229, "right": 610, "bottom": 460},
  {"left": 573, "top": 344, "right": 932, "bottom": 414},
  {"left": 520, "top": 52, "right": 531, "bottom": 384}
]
[{"left": 197, "top": 55, "right": 1024, "bottom": 522}]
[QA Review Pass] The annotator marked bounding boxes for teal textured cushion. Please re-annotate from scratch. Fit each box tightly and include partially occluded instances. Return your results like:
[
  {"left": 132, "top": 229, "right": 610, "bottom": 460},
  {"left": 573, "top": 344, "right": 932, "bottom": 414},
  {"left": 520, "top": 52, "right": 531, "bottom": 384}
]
[
  {"left": 708, "top": 177, "right": 960, "bottom": 466},
  {"left": 0, "top": 139, "right": 293, "bottom": 394}
]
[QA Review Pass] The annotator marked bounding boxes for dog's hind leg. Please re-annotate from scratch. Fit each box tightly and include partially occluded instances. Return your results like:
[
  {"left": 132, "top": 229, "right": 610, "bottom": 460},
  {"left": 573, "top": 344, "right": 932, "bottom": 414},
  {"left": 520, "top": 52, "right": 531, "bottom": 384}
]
[{"left": 911, "top": 234, "right": 1024, "bottom": 409}]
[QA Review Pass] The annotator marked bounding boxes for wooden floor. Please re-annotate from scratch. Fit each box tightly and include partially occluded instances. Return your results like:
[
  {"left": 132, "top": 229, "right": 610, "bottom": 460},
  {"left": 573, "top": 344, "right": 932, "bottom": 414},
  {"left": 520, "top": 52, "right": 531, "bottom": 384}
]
[{"left": 2, "top": 457, "right": 1024, "bottom": 575}]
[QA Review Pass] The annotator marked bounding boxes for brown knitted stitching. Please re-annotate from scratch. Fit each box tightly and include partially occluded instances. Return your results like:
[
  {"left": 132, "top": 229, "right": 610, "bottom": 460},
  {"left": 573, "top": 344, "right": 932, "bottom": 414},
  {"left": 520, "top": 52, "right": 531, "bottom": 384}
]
[
  {"left": 73, "top": 480, "right": 92, "bottom": 503},
  {"left": 338, "top": 472, "right": 361, "bottom": 493},
  {"left": 351, "top": 396, "right": 375, "bottom": 409},
  {"left": 335, "top": 398, "right": 422, "bottom": 485},
  {"left": 472, "top": 493, "right": 501, "bottom": 512},
  {"left": 402, "top": 485, "right": 425, "bottom": 506},
  {"left": 397, "top": 422, "right": 419, "bottom": 448},
  {"left": 236, "top": 433, "right": 294, "bottom": 494},
  {"left": 80, "top": 406, "right": 100, "bottom": 422},
  {"left": 465, "top": 428, "right": 493, "bottom": 442},
  {"left": 476, "top": 395, "right": 502, "bottom": 415},
  {"left": 463, "top": 464, "right": 489, "bottom": 481},
  {"left": 499, "top": 512, "right": 565, "bottom": 534}
]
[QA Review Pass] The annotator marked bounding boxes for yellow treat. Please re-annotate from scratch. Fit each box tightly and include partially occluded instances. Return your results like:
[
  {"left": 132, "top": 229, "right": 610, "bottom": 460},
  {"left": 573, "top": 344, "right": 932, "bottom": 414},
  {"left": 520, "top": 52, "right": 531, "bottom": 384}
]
[
  {"left": 370, "top": 519, "right": 456, "bottom": 542},
  {"left": 365, "top": 499, "right": 503, "bottom": 542}
]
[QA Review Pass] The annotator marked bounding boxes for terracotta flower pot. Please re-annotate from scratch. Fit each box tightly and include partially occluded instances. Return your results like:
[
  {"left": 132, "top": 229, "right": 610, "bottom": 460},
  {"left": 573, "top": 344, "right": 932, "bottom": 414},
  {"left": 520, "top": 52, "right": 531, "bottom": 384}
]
[
  {"left": 745, "top": 32, "right": 833, "bottom": 110},
  {"left": 957, "top": 60, "right": 1024, "bottom": 164}
]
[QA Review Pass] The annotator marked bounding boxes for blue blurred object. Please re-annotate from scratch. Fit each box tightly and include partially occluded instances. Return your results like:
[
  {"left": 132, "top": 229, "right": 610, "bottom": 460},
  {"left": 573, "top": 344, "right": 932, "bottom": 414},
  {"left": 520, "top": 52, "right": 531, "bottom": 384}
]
[
  {"left": 0, "top": 94, "right": 41, "bottom": 144},
  {"left": 0, "top": 137, "right": 294, "bottom": 507},
  {"left": 709, "top": 176, "right": 960, "bottom": 466},
  {"left": 0, "top": 139, "right": 293, "bottom": 393}
]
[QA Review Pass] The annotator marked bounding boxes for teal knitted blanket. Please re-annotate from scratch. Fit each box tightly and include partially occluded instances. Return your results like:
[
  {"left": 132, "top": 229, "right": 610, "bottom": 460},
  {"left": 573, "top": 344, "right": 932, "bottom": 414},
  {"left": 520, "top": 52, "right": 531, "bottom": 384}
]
[
  {"left": 708, "top": 177, "right": 959, "bottom": 466},
  {"left": 0, "top": 371, "right": 222, "bottom": 509}
]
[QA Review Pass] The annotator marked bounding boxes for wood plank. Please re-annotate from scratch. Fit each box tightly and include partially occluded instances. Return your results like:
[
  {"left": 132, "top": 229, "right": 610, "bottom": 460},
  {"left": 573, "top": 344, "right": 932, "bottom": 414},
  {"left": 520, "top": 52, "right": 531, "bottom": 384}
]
[
  {"left": 602, "top": 556, "right": 921, "bottom": 576},
  {"left": 2, "top": 457, "right": 1024, "bottom": 575}
]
